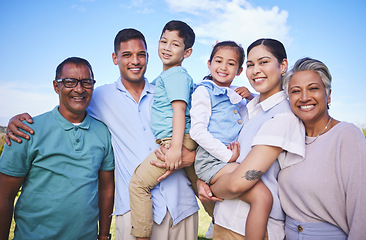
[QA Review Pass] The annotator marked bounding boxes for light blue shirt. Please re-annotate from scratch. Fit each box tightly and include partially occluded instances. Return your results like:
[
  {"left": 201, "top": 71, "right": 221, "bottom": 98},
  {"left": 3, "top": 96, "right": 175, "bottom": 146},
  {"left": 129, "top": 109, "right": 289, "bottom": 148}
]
[
  {"left": 196, "top": 81, "right": 243, "bottom": 145},
  {"left": 87, "top": 78, "right": 199, "bottom": 225},
  {"left": 0, "top": 107, "right": 115, "bottom": 240},
  {"left": 151, "top": 66, "right": 194, "bottom": 139}
]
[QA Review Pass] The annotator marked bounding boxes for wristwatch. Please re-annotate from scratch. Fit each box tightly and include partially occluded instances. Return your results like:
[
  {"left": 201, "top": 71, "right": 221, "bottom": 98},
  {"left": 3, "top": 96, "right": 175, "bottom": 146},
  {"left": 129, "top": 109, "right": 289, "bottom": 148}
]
[{"left": 97, "top": 233, "right": 111, "bottom": 240}]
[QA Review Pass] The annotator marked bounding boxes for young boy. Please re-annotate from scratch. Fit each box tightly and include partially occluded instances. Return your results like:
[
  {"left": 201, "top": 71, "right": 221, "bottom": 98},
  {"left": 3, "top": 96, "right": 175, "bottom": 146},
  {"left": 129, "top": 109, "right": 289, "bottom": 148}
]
[{"left": 128, "top": 20, "right": 204, "bottom": 240}]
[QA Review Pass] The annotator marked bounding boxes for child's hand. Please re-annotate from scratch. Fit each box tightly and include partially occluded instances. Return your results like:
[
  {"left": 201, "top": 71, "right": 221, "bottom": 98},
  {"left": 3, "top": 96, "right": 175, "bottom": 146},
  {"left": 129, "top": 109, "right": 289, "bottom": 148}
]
[
  {"left": 164, "top": 147, "right": 182, "bottom": 171},
  {"left": 235, "top": 86, "right": 253, "bottom": 101},
  {"left": 227, "top": 141, "right": 240, "bottom": 163}
]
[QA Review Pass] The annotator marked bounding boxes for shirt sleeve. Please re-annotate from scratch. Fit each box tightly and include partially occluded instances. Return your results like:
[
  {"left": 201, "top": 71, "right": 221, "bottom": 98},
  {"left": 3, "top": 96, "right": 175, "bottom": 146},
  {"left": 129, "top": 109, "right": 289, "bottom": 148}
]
[
  {"left": 190, "top": 86, "right": 233, "bottom": 162},
  {"left": 164, "top": 71, "right": 192, "bottom": 104},
  {"left": 0, "top": 126, "right": 32, "bottom": 177},
  {"left": 339, "top": 124, "right": 366, "bottom": 239},
  {"left": 100, "top": 128, "right": 115, "bottom": 171},
  {"left": 252, "top": 112, "right": 305, "bottom": 168}
]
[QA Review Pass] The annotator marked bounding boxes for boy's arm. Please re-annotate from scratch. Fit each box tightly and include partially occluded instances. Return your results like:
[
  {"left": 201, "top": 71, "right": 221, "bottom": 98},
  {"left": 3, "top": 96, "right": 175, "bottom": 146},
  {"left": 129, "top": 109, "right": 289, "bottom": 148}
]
[
  {"left": 0, "top": 173, "right": 24, "bottom": 239},
  {"left": 5, "top": 113, "right": 34, "bottom": 145},
  {"left": 97, "top": 170, "right": 114, "bottom": 240},
  {"left": 165, "top": 100, "right": 186, "bottom": 171}
]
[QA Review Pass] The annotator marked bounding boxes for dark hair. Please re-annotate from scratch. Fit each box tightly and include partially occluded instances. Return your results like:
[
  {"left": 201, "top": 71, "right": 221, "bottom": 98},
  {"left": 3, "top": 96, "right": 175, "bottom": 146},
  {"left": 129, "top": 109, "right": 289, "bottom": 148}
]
[
  {"left": 247, "top": 38, "right": 287, "bottom": 63},
  {"left": 114, "top": 28, "right": 147, "bottom": 54},
  {"left": 161, "top": 20, "right": 195, "bottom": 49},
  {"left": 55, "top": 57, "right": 94, "bottom": 80},
  {"left": 204, "top": 41, "right": 245, "bottom": 80}
]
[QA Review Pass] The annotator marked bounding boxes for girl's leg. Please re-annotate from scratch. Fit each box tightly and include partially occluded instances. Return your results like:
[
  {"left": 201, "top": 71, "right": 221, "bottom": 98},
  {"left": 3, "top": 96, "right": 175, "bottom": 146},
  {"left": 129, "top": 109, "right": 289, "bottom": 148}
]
[{"left": 238, "top": 180, "right": 272, "bottom": 240}]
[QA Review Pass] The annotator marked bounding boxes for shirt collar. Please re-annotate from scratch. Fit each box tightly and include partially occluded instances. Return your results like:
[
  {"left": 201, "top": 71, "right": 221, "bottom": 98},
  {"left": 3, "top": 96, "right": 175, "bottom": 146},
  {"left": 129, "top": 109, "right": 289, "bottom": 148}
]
[
  {"left": 52, "top": 106, "right": 91, "bottom": 130},
  {"left": 201, "top": 80, "right": 242, "bottom": 104},
  {"left": 247, "top": 90, "right": 287, "bottom": 112},
  {"left": 115, "top": 77, "right": 154, "bottom": 95}
]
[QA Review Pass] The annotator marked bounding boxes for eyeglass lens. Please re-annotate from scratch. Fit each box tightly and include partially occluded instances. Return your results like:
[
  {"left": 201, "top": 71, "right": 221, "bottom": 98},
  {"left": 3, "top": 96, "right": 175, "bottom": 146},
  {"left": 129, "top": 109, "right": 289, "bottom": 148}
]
[{"left": 61, "top": 78, "right": 95, "bottom": 88}]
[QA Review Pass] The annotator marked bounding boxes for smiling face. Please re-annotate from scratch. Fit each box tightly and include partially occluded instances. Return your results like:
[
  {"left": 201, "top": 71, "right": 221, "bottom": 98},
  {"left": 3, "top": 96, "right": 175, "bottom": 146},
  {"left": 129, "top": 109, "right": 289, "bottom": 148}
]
[
  {"left": 53, "top": 63, "right": 93, "bottom": 123},
  {"left": 246, "top": 45, "right": 287, "bottom": 101},
  {"left": 158, "top": 30, "right": 192, "bottom": 71},
  {"left": 288, "top": 70, "right": 331, "bottom": 125},
  {"left": 208, "top": 47, "right": 243, "bottom": 87},
  {"left": 112, "top": 38, "right": 148, "bottom": 85}
]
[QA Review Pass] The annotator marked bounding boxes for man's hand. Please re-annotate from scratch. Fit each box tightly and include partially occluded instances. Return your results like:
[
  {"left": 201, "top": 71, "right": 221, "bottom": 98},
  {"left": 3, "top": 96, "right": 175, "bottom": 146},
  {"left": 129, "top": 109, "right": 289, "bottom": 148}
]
[
  {"left": 197, "top": 179, "right": 222, "bottom": 203},
  {"left": 152, "top": 145, "right": 196, "bottom": 182},
  {"left": 5, "top": 113, "right": 34, "bottom": 146}
]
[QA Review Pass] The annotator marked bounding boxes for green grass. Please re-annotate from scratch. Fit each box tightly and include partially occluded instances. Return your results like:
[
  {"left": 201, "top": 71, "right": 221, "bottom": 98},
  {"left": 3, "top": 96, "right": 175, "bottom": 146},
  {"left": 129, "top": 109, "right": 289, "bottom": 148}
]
[{"left": 9, "top": 198, "right": 211, "bottom": 240}]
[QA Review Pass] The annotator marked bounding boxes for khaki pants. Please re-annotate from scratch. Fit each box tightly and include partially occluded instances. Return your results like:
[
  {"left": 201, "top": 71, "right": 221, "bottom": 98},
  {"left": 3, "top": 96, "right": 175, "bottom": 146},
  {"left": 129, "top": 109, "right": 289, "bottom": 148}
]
[
  {"left": 213, "top": 224, "right": 269, "bottom": 240},
  {"left": 129, "top": 134, "right": 213, "bottom": 237},
  {"left": 115, "top": 211, "right": 198, "bottom": 240}
]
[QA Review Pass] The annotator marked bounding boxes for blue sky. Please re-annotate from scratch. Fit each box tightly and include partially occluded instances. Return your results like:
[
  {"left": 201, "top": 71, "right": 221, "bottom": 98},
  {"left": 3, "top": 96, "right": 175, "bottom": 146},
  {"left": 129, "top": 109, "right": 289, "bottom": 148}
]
[{"left": 1, "top": 0, "right": 365, "bottom": 127}]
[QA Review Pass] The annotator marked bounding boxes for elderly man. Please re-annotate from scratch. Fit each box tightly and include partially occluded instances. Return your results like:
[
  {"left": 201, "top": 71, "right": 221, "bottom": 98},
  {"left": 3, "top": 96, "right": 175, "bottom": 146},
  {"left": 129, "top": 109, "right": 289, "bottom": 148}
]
[{"left": 0, "top": 57, "right": 115, "bottom": 240}]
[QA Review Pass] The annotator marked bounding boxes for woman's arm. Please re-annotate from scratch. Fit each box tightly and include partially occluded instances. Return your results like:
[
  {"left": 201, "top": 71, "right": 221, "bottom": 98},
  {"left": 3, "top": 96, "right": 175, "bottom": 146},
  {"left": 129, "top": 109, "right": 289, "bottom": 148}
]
[
  {"left": 210, "top": 145, "right": 282, "bottom": 199},
  {"left": 341, "top": 124, "right": 366, "bottom": 239}
]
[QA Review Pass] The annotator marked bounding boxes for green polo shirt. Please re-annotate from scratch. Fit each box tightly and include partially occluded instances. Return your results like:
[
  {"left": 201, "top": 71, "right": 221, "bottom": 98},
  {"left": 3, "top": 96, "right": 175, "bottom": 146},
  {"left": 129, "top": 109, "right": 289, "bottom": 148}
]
[{"left": 0, "top": 106, "right": 114, "bottom": 240}]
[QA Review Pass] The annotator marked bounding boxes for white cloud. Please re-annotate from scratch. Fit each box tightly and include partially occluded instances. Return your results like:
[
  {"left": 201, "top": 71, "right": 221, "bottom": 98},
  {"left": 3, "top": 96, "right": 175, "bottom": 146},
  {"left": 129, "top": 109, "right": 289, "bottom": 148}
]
[
  {"left": 70, "top": 4, "right": 87, "bottom": 12},
  {"left": 165, "top": 0, "right": 291, "bottom": 47},
  {"left": 0, "top": 82, "right": 57, "bottom": 126},
  {"left": 136, "top": 7, "right": 155, "bottom": 14}
]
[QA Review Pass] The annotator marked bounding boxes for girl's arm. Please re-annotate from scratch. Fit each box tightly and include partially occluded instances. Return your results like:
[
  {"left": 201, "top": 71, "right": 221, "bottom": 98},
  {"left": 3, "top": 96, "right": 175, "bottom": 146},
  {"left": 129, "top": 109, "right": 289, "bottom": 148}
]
[
  {"left": 190, "top": 86, "right": 234, "bottom": 162},
  {"left": 210, "top": 145, "right": 282, "bottom": 199},
  {"left": 164, "top": 100, "right": 186, "bottom": 171}
]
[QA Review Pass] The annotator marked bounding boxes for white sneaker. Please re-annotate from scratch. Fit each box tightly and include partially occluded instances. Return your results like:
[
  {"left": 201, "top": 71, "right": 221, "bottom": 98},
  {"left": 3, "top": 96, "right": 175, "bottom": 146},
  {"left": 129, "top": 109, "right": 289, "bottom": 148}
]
[{"left": 205, "top": 221, "right": 214, "bottom": 239}]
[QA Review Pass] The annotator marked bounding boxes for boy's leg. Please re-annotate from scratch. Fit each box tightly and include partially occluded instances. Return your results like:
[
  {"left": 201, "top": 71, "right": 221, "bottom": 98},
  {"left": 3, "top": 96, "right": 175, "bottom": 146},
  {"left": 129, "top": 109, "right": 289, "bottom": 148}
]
[
  {"left": 237, "top": 180, "right": 272, "bottom": 240},
  {"left": 129, "top": 149, "right": 168, "bottom": 238}
]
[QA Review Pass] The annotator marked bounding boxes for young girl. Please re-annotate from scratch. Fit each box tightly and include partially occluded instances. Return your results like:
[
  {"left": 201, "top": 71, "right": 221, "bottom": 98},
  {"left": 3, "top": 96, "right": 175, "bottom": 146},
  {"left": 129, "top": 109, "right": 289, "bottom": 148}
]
[
  {"left": 190, "top": 41, "right": 273, "bottom": 240},
  {"left": 207, "top": 39, "right": 305, "bottom": 240}
]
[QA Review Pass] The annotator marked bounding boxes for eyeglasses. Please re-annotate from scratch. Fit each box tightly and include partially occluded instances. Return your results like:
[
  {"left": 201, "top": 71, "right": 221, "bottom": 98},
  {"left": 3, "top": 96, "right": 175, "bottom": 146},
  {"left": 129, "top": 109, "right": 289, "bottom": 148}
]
[{"left": 55, "top": 78, "right": 96, "bottom": 89}]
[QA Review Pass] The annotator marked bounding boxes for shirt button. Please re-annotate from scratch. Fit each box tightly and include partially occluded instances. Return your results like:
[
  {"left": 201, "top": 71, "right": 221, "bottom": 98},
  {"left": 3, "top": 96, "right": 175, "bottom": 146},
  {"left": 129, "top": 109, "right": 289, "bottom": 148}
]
[
  {"left": 297, "top": 225, "right": 303, "bottom": 232},
  {"left": 234, "top": 110, "right": 238, "bottom": 114},
  {"left": 238, "top": 120, "right": 242, "bottom": 124},
  {"left": 76, "top": 139, "right": 80, "bottom": 143}
]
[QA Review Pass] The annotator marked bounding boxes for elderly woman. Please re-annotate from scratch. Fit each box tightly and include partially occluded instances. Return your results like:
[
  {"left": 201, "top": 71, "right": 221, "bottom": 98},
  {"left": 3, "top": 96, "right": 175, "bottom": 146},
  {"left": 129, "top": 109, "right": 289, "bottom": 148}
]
[{"left": 279, "top": 57, "right": 366, "bottom": 239}]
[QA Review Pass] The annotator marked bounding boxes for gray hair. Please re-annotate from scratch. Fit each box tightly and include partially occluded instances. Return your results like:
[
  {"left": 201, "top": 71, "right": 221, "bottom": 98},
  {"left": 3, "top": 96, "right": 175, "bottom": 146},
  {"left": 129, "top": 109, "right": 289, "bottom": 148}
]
[{"left": 283, "top": 57, "right": 332, "bottom": 96}]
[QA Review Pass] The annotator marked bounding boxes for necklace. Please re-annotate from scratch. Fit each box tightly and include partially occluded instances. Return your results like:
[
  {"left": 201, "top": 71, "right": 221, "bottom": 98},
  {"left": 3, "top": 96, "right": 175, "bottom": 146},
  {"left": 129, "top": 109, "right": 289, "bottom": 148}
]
[{"left": 305, "top": 117, "right": 332, "bottom": 145}]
